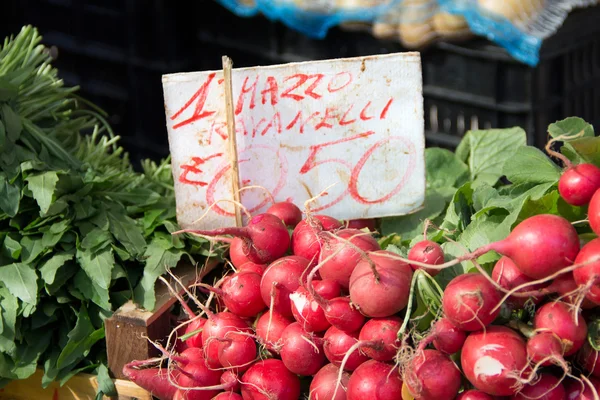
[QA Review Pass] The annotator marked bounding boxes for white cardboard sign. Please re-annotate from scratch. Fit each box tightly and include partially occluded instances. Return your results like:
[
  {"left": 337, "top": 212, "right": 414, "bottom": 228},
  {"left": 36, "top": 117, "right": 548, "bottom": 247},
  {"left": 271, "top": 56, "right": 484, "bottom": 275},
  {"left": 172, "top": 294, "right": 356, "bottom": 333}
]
[{"left": 162, "top": 52, "right": 425, "bottom": 229}]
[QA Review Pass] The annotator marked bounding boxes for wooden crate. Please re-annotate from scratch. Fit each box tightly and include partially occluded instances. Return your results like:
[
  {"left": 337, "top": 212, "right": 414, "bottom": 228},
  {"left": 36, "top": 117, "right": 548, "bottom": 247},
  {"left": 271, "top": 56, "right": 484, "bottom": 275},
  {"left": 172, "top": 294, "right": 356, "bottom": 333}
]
[{"left": 0, "top": 259, "right": 221, "bottom": 400}]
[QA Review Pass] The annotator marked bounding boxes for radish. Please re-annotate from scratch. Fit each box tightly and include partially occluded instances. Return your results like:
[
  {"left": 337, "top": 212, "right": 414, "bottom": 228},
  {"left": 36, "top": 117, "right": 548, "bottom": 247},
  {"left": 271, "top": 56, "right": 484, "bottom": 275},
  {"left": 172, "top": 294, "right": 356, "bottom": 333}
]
[
  {"left": 564, "top": 376, "right": 600, "bottom": 400},
  {"left": 217, "top": 331, "right": 257, "bottom": 372},
  {"left": 255, "top": 310, "right": 293, "bottom": 352},
  {"left": 558, "top": 163, "right": 600, "bottom": 206},
  {"left": 290, "top": 279, "right": 341, "bottom": 333},
  {"left": 240, "top": 359, "right": 301, "bottom": 400},
  {"left": 349, "top": 250, "right": 413, "bottom": 318},
  {"left": 526, "top": 332, "right": 566, "bottom": 368},
  {"left": 291, "top": 215, "right": 342, "bottom": 264},
  {"left": 266, "top": 201, "right": 302, "bottom": 227},
  {"left": 346, "top": 360, "right": 403, "bottom": 400},
  {"left": 417, "top": 317, "right": 466, "bottom": 355},
  {"left": 403, "top": 349, "right": 462, "bottom": 400},
  {"left": 492, "top": 256, "right": 545, "bottom": 308},
  {"left": 183, "top": 317, "right": 208, "bottom": 349},
  {"left": 318, "top": 229, "right": 381, "bottom": 289},
  {"left": 455, "top": 390, "right": 495, "bottom": 400},
  {"left": 442, "top": 273, "right": 502, "bottom": 331},
  {"left": 573, "top": 238, "right": 600, "bottom": 305},
  {"left": 550, "top": 272, "right": 597, "bottom": 309},
  {"left": 511, "top": 373, "right": 565, "bottom": 400},
  {"left": 220, "top": 371, "right": 240, "bottom": 393},
  {"left": 533, "top": 301, "right": 587, "bottom": 356},
  {"left": 279, "top": 322, "right": 326, "bottom": 376},
  {"left": 122, "top": 361, "right": 180, "bottom": 400},
  {"left": 260, "top": 255, "right": 309, "bottom": 317},
  {"left": 578, "top": 341, "right": 600, "bottom": 378},
  {"left": 177, "top": 213, "right": 290, "bottom": 264},
  {"left": 202, "top": 312, "right": 252, "bottom": 368},
  {"left": 461, "top": 326, "right": 529, "bottom": 396},
  {"left": 322, "top": 296, "right": 366, "bottom": 333},
  {"left": 408, "top": 240, "right": 444, "bottom": 277},
  {"left": 358, "top": 317, "right": 401, "bottom": 361},
  {"left": 230, "top": 237, "right": 252, "bottom": 268},
  {"left": 213, "top": 393, "right": 243, "bottom": 400},
  {"left": 309, "top": 363, "right": 350, "bottom": 400},
  {"left": 238, "top": 261, "right": 267, "bottom": 276},
  {"left": 176, "top": 348, "right": 224, "bottom": 400},
  {"left": 590, "top": 189, "right": 600, "bottom": 235},
  {"left": 206, "top": 271, "right": 266, "bottom": 318},
  {"left": 345, "top": 218, "right": 377, "bottom": 232},
  {"left": 323, "top": 326, "right": 369, "bottom": 371}
]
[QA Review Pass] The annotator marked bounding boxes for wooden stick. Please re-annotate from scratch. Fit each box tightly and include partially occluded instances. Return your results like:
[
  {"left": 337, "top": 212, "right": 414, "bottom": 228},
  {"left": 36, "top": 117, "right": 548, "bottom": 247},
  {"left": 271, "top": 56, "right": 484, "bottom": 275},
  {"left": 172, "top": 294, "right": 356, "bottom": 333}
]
[{"left": 222, "top": 56, "right": 243, "bottom": 227}]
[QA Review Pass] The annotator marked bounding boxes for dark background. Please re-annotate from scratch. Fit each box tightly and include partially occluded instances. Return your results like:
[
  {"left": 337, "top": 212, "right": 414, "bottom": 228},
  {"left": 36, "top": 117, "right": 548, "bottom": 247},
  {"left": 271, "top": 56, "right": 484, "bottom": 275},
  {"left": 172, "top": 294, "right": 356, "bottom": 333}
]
[{"left": 2, "top": 0, "right": 600, "bottom": 165}]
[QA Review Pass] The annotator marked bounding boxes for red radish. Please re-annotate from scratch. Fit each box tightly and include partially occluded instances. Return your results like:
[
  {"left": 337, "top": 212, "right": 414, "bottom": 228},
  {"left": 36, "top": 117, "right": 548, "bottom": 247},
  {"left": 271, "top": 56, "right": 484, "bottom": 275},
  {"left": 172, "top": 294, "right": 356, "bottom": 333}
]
[
  {"left": 526, "top": 332, "right": 565, "bottom": 367},
  {"left": 178, "top": 213, "right": 290, "bottom": 264},
  {"left": 578, "top": 341, "right": 600, "bottom": 378},
  {"left": 213, "top": 393, "right": 243, "bottom": 400},
  {"left": 238, "top": 261, "right": 267, "bottom": 275},
  {"left": 176, "top": 349, "right": 224, "bottom": 400},
  {"left": 492, "top": 257, "right": 545, "bottom": 308},
  {"left": 220, "top": 371, "right": 240, "bottom": 393},
  {"left": 323, "top": 326, "right": 369, "bottom": 371},
  {"left": 255, "top": 310, "right": 293, "bottom": 352},
  {"left": 229, "top": 237, "right": 252, "bottom": 268},
  {"left": 511, "top": 373, "right": 565, "bottom": 400},
  {"left": 590, "top": 189, "right": 600, "bottom": 235},
  {"left": 260, "top": 255, "right": 309, "bottom": 317},
  {"left": 565, "top": 376, "right": 600, "bottom": 400},
  {"left": 266, "top": 201, "right": 303, "bottom": 227},
  {"left": 533, "top": 301, "right": 587, "bottom": 356},
  {"left": 290, "top": 279, "right": 341, "bottom": 333},
  {"left": 408, "top": 240, "right": 444, "bottom": 277},
  {"left": 346, "top": 360, "right": 403, "bottom": 400},
  {"left": 183, "top": 317, "right": 207, "bottom": 349},
  {"left": 455, "top": 390, "right": 495, "bottom": 400},
  {"left": 461, "top": 326, "right": 529, "bottom": 396},
  {"left": 573, "top": 238, "right": 600, "bottom": 304},
  {"left": 240, "top": 359, "right": 301, "bottom": 400},
  {"left": 122, "top": 361, "right": 180, "bottom": 400},
  {"left": 280, "top": 322, "right": 326, "bottom": 376},
  {"left": 202, "top": 312, "right": 252, "bottom": 369},
  {"left": 217, "top": 331, "right": 257, "bottom": 372},
  {"left": 349, "top": 250, "right": 413, "bottom": 318},
  {"left": 358, "top": 317, "right": 401, "bottom": 361},
  {"left": 291, "top": 215, "right": 343, "bottom": 264},
  {"left": 318, "top": 229, "right": 380, "bottom": 289},
  {"left": 204, "top": 271, "right": 266, "bottom": 318},
  {"left": 417, "top": 317, "right": 466, "bottom": 355},
  {"left": 549, "top": 272, "right": 597, "bottom": 309},
  {"left": 403, "top": 349, "right": 462, "bottom": 400},
  {"left": 309, "top": 363, "right": 350, "bottom": 400},
  {"left": 442, "top": 273, "right": 502, "bottom": 331},
  {"left": 558, "top": 163, "right": 600, "bottom": 206},
  {"left": 323, "top": 296, "right": 366, "bottom": 333},
  {"left": 345, "top": 218, "right": 377, "bottom": 232}
]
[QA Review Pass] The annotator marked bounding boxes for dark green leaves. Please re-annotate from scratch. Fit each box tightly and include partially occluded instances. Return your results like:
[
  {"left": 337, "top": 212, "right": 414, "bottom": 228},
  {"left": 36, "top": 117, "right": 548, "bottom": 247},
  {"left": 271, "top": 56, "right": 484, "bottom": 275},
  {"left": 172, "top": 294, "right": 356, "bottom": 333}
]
[
  {"left": 0, "top": 173, "right": 20, "bottom": 217},
  {"left": 0, "top": 263, "right": 38, "bottom": 305},
  {"left": 56, "top": 305, "right": 104, "bottom": 370},
  {"left": 0, "top": 104, "right": 22, "bottom": 142},
  {"left": 25, "top": 171, "right": 59, "bottom": 215},
  {"left": 76, "top": 248, "right": 115, "bottom": 290},
  {"left": 503, "top": 147, "right": 561, "bottom": 185}
]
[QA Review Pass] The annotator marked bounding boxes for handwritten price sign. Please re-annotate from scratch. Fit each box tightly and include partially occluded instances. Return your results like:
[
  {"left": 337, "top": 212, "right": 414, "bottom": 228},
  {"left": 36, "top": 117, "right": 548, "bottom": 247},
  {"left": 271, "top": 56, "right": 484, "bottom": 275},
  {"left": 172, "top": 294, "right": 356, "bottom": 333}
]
[{"left": 162, "top": 53, "right": 425, "bottom": 229}]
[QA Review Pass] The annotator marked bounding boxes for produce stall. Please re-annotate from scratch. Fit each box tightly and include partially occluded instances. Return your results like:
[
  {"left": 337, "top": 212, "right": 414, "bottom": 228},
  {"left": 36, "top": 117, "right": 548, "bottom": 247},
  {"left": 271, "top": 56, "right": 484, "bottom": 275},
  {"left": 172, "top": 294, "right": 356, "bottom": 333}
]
[{"left": 1, "top": 3, "right": 600, "bottom": 400}]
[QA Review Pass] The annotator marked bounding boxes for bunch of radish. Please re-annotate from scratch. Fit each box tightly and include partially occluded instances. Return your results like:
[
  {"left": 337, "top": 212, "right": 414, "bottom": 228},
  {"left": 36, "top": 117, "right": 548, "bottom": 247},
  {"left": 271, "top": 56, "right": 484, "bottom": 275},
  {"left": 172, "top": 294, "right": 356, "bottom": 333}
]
[{"left": 122, "top": 164, "right": 600, "bottom": 400}]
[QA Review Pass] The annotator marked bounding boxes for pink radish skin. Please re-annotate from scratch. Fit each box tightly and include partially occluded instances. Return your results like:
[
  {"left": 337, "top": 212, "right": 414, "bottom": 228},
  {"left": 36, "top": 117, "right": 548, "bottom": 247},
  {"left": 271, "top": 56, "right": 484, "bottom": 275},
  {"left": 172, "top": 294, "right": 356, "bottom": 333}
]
[
  {"left": 309, "top": 363, "right": 350, "bottom": 400},
  {"left": 229, "top": 237, "right": 252, "bottom": 268},
  {"left": 122, "top": 362, "right": 180, "bottom": 400},
  {"left": 565, "top": 376, "right": 600, "bottom": 400},
  {"left": 455, "top": 390, "right": 495, "bottom": 400},
  {"left": 349, "top": 250, "right": 413, "bottom": 318},
  {"left": 260, "top": 256, "right": 309, "bottom": 317},
  {"left": 526, "top": 332, "right": 565, "bottom": 367},
  {"left": 220, "top": 371, "right": 240, "bottom": 393},
  {"left": 323, "top": 326, "right": 369, "bottom": 371},
  {"left": 180, "top": 213, "right": 290, "bottom": 264},
  {"left": 442, "top": 273, "right": 502, "bottom": 331},
  {"left": 346, "top": 360, "right": 403, "bottom": 400},
  {"left": 558, "top": 163, "right": 600, "bottom": 206},
  {"left": 201, "top": 312, "right": 252, "bottom": 369},
  {"left": 492, "top": 257, "right": 545, "bottom": 308},
  {"left": 217, "top": 332, "right": 257, "bottom": 372},
  {"left": 291, "top": 215, "right": 343, "bottom": 264},
  {"left": 240, "top": 359, "right": 301, "bottom": 400},
  {"left": 549, "top": 272, "right": 597, "bottom": 309},
  {"left": 217, "top": 271, "right": 266, "bottom": 318},
  {"left": 533, "top": 301, "right": 587, "bottom": 356},
  {"left": 590, "top": 189, "right": 600, "bottom": 235},
  {"left": 255, "top": 310, "right": 293, "bottom": 352},
  {"left": 323, "top": 296, "right": 366, "bottom": 333},
  {"left": 408, "top": 240, "right": 444, "bottom": 277},
  {"left": 578, "top": 341, "right": 600, "bottom": 378},
  {"left": 510, "top": 373, "right": 565, "bottom": 400},
  {"left": 266, "top": 201, "right": 303, "bottom": 227},
  {"left": 426, "top": 318, "right": 467, "bottom": 355},
  {"left": 404, "top": 349, "right": 461, "bottom": 400},
  {"left": 358, "top": 317, "right": 401, "bottom": 361},
  {"left": 176, "top": 355, "right": 223, "bottom": 400},
  {"left": 280, "top": 322, "right": 326, "bottom": 376},
  {"left": 184, "top": 318, "right": 207, "bottom": 349},
  {"left": 318, "top": 228, "right": 381, "bottom": 289},
  {"left": 212, "top": 393, "right": 243, "bottom": 400},
  {"left": 461, "top": 326, "right": 529, "bottom": 396},
  {"left": 573, "top": 238, "right": 600, "bottom": 304},
  {"left": 346, "top": 219, "right": 377, "bottom": 232},
  {"left": 290, "top": 280, "right": 341, "bottom": 333},
  {"left": 238, "top": 261, "right": 267, "bottom": 276}
]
